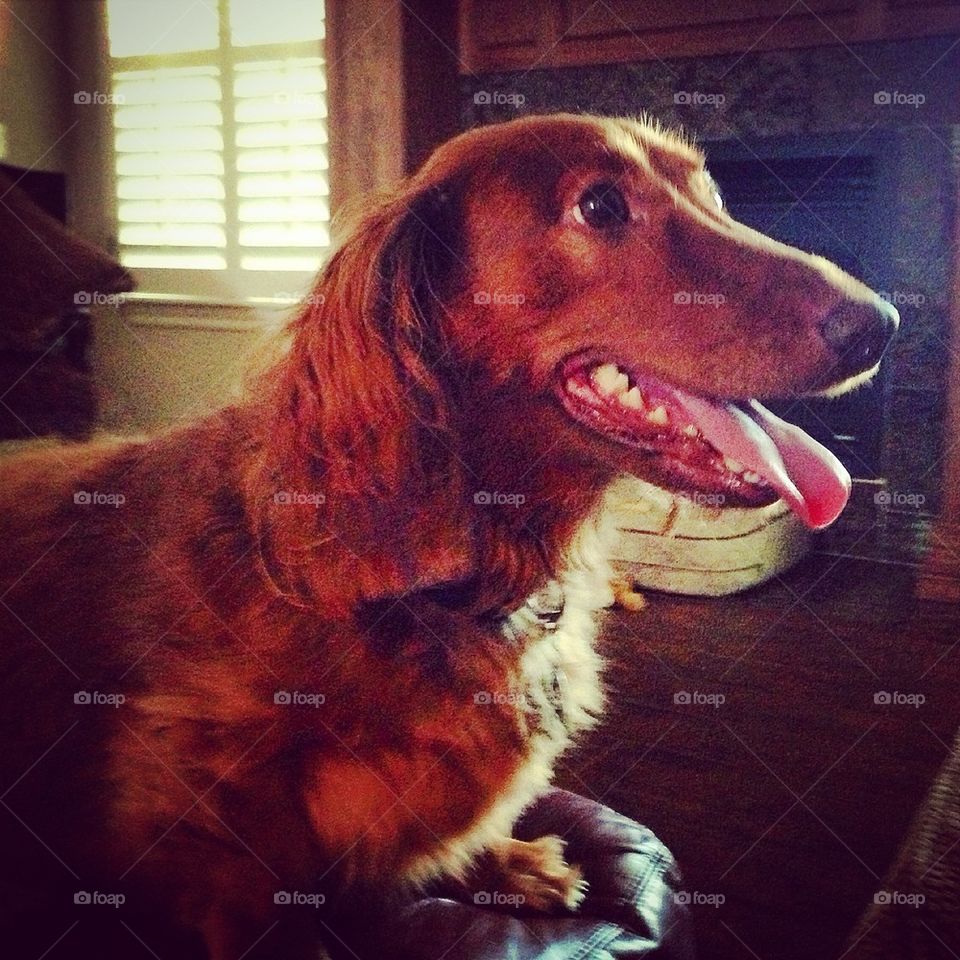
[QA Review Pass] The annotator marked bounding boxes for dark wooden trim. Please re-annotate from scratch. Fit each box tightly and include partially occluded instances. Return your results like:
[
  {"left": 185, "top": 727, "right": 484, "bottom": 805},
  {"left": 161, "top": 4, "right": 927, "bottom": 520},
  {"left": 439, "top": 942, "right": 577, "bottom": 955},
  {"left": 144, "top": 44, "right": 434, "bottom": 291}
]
[
  {"left": 401, "top": 0, "right": 461, "bottom": 175},
  {"left": 325, "top": 0, "right": 461, "bottom": 223},
  {"left": 325, "top": 0, "right": 405, "bottom": 220}
]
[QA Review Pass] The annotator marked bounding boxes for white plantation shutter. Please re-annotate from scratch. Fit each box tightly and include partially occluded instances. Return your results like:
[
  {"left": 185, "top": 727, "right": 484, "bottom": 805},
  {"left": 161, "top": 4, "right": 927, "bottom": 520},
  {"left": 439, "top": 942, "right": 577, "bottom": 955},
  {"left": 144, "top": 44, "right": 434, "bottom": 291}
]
[
  {"left": 234, "top": 58, "right": 330, "bottom": 273},
  {"left": 113, "top": 66, "right": 227, "bottom": 271},
  {"left": 106, "top": 0, "right": 328, "bottom": 301}
]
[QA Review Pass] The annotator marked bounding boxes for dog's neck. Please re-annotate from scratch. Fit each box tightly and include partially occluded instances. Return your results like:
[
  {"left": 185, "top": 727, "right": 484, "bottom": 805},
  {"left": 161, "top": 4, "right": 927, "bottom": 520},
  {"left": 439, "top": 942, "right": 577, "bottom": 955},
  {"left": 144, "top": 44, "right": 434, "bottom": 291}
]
[
  {"left": 449, "top": 378, "right": 615, "bottom": 616},
  {"left": 240, "top": 363, "right": 614, "bottom": 620}
]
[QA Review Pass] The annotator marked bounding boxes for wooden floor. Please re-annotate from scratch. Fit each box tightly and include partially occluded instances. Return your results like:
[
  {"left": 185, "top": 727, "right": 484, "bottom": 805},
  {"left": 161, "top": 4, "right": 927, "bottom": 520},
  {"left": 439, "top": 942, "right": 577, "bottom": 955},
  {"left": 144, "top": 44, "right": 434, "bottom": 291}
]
[{"left": 557, "top": 495, "right": 960, "bottom": 960}]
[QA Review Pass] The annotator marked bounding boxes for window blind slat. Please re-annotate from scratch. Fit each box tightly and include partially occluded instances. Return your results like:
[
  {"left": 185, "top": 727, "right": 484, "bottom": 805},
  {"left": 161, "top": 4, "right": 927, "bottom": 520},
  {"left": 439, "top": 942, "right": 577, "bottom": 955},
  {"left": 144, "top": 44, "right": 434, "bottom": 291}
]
[
  {"left": 117, "top": 152, "right": 224, "bottom": 177},
  {"left": 119, "top": 200, "right": 226, "bottom": 223},
  {"left": 237, "top": 121, "right": 327, "bottom": 149},
  {"left": 123, "top": 252, "right": 228, "bottom": 270}
]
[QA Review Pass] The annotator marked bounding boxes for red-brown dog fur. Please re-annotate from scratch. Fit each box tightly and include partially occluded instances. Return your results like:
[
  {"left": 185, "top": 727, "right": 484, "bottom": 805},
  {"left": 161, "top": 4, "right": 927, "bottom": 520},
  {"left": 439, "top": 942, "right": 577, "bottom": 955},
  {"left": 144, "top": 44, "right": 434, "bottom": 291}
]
[{"left": 0, "top": 114, "right": 890, "bottom": 958}]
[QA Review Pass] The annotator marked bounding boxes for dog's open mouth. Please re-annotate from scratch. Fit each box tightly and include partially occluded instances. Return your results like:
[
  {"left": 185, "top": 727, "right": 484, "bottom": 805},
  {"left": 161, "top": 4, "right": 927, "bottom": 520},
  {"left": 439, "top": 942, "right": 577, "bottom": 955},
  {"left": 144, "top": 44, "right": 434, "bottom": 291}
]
[{"left": 557, "top": 356, "right": 852, "bottom": 529}]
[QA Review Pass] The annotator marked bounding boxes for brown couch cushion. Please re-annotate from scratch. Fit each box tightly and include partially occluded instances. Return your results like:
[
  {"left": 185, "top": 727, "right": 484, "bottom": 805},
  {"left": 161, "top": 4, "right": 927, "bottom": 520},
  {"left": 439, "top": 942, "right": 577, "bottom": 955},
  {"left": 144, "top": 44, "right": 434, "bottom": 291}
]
[
  {"left": 0, "top": 170, "right": 134, "bottom": 342},
  {"left": 0, "top": 353, "right": 97, "bottom": 440}
]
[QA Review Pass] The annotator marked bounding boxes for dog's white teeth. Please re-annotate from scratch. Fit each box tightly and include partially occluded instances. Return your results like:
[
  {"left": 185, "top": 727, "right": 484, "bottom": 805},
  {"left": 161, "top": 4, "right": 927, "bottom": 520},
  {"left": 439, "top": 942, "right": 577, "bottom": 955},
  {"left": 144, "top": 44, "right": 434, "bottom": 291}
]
[
  {"left": 743, "top": 470, "right": 762, "bottom": 484},
  {"left": 647, "top": 405, "right": 669, "bottom": 426},
  {"left": 621, "top": 386, "right": 645, "bottom": 410},
  {"left": 592, "top": 363, "right": 623, "bottom": 395},
  {"left": 723, "top": 456, "right": 744, "bottom": 473},
  {"left": 682, "top": 424, "right": 699, "bottom": 438}
]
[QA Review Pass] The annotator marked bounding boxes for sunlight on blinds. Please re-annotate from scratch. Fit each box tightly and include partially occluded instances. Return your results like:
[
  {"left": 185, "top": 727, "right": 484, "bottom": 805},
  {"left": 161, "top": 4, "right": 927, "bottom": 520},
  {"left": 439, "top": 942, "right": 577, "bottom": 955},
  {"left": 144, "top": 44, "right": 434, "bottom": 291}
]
[
  {"left": 235, "top": 59, "right": 329, "bottom": 272},
  {"left": 107, "top": 0, "right": 219, "bottom": 57},
  {"left": 106, "top": 0, "right": 329, "bottom": 294},
  {"left": 229, "top": 0, "right": 325, "bottom": 47},
  {"left": 113, "top": 67, "right": 227, "bottom": 270}
]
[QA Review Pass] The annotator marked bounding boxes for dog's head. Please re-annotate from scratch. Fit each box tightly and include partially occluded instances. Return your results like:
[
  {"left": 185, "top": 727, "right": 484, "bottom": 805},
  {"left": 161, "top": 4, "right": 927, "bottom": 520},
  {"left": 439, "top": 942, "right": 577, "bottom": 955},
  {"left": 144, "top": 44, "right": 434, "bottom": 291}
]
[
  {"left": 439, "top": 114, "right": 897, "bottom": 528},
  {"left": 261, "top": 114, "right": 897, "bottom": 612}
]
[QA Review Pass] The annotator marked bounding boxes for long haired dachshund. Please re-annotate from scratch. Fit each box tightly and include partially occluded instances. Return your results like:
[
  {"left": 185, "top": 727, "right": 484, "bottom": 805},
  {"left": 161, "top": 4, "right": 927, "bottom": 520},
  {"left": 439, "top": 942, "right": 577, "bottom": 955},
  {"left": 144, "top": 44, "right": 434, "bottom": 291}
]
[{"left": 0, "top": 114, "right": 896, "bottom": 958}]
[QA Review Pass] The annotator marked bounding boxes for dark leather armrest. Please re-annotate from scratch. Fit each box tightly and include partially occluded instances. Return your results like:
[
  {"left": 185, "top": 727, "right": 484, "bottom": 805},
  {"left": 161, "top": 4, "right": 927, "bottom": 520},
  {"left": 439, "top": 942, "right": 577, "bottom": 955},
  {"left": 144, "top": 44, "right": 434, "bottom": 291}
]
[{"left": 326, "top": 789, "right": 695, "bottom": 960}]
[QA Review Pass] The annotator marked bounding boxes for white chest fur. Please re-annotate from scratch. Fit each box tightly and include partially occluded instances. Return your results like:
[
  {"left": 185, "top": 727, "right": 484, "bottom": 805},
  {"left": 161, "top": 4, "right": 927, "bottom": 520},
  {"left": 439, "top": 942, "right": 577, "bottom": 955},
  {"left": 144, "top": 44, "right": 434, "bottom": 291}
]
[{"left": 403, "top": 498, "right": 618, "bottom": 886}]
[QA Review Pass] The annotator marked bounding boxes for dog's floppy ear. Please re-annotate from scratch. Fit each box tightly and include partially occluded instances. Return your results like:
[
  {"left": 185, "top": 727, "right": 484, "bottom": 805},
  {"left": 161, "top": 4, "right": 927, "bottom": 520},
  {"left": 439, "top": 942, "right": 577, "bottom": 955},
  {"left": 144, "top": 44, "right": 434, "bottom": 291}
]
[{"left": 254, "top": 180, "right": 474, "bottom": 615}]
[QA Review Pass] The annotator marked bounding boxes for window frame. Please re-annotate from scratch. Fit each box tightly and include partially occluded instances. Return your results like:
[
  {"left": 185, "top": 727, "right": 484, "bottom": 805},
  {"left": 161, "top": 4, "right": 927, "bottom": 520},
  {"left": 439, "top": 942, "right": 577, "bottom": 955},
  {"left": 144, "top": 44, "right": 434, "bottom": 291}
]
[{"left": 105, "top": 0, "right": 328, "bottom": 304}]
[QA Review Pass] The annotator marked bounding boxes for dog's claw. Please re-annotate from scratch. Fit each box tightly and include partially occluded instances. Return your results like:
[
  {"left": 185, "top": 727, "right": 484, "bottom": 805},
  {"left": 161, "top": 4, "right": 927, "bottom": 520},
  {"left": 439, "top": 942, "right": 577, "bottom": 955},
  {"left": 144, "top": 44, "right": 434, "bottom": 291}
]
[
  {"left": 568, "top": 876, "right": 589, "bottom": 911},
  {"left": 480, "top": 835, "right": 587, "bottom": 914}
]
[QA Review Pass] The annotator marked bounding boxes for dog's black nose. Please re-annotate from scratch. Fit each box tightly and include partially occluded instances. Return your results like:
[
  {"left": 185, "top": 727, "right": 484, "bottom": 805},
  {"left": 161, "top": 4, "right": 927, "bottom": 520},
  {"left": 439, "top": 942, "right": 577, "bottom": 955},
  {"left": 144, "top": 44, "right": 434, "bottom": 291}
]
[{"left": 818, "top": 298, "right": 899, "bottom": 381}]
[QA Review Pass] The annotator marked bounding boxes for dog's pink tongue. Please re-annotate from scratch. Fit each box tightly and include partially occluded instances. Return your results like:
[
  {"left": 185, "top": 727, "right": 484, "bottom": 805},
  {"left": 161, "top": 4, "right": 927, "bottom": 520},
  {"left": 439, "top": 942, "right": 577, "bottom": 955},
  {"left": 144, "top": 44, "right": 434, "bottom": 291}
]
[{"left": 671, "top": 394, "right": 851, "bottom": 529}]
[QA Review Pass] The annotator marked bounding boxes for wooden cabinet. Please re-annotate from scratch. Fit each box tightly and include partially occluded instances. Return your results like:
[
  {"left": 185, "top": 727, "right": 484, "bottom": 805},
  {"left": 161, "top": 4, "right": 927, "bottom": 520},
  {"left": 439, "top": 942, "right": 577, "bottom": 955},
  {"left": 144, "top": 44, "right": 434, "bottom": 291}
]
[{"left": 459, "top": 0, "right": 960, "bottom": 73}]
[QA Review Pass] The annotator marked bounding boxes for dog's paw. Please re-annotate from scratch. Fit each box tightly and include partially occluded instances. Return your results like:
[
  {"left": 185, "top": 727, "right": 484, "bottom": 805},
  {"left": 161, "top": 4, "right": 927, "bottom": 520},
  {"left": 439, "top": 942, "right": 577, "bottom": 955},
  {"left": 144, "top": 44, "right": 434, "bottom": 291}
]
[
  {"left": 485, "top": 835, "right": 588, "bottom": 913},
  {"left": 612, "top": 576, "right": 647, "bottom": 612}
]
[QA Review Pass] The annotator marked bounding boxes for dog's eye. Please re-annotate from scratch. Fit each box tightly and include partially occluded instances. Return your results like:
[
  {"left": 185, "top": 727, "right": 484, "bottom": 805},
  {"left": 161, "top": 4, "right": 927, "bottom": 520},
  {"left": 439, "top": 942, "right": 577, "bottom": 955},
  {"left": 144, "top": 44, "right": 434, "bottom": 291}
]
[{"left": 574, "top": 182, "right": 630, "bottom": 229}]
